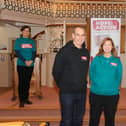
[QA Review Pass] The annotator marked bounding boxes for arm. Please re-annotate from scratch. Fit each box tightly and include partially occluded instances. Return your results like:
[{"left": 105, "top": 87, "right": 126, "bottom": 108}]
[
  {"left": 14, "top": 39, "right": 26, "bottom": 62},
  {"left": 31, "top": 40, "right": 36, "bottom": 62},
  {"left": 27, "top": 40, "right": 36, "bottom": 66},
  {"left": 26, "top": 51, "right": 36, "bottom": 67},
  {"left": 89, "top": 57, "right": 97, "bottom": 84},
  {"left": 15, "top": 50, "right": 26, "bottom": 62},
  {"left": 52, "top": 49, "right": 65, "bottom": 87},
  {"left": 31, "top": 51, "right": 36, "bottom": 61},
  {"left": 117, "top": 58, "right": 123, "bottom": 86}
]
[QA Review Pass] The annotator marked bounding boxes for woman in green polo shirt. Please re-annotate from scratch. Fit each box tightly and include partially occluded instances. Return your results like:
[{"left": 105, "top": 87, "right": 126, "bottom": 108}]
[
  {"left": 14, "top": 25, "right": 36, "bottom": 107},
  {"left": 89, "top": 37, "right": 123, "bottom": 126}
]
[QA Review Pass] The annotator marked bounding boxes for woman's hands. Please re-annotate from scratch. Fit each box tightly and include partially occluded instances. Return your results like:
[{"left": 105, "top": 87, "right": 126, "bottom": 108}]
[{"left": 25, "top": 60, "right": 33, "bottom": 66}]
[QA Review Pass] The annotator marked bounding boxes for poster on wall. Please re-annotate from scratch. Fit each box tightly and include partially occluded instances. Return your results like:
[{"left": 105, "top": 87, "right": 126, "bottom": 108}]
[{"left": 91, "top": 18, "right": 121, "bottom": 58}]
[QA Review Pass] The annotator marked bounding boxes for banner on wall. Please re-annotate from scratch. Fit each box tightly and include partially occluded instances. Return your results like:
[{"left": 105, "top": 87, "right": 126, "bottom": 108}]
[{"left": 91, "top": 18, "right": 121, "bottom": 57}]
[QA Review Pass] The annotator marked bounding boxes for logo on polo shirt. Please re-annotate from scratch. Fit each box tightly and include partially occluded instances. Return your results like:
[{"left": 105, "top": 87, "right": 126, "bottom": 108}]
[{"left": 21, "top": 44, "right": 33, "bottom": 48}]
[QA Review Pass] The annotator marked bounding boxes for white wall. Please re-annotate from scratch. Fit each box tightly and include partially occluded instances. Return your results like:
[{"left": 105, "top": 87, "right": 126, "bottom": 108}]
[
  {"left": 0, "top": 24, "right": 19, "bottom": 87},
  {"left": 0, "top": 24, "right": 19, "bottom": 53}
]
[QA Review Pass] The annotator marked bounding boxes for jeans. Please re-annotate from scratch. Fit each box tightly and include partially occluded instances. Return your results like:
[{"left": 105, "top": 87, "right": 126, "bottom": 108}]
[{"left": 59, "top": 92, "right": 86, "bottom": 126}]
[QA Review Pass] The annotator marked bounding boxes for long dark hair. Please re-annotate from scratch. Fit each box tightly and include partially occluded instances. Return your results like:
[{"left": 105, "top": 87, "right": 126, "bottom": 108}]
[
  {"left": 20, "top": 25, "right": 31, "bottom": 38},
  {"left": 96, "top": 37, "right": 117, "bottom": 57}
]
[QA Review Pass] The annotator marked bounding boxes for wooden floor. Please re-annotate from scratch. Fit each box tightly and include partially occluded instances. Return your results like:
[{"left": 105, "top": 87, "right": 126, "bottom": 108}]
[
  {"left": 0, "top": 86, "right": 126, "bottom": 126},
  {"left": 0, "top": 86, "right": 60, "bottom": 109},
  {"left": 0, "top": 86, "right": 125, "bottom": 109}
]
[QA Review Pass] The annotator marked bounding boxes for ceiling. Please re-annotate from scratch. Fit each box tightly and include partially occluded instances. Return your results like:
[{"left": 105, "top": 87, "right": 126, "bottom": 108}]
[
  {"left": 0, "top": 0, "right": 125, "bottom": 26},
  {"left": 47, "top": 0, "right": 126, "bottom": 2}
]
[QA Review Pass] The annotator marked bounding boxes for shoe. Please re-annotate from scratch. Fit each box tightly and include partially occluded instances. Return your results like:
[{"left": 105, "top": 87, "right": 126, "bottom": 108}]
[
  {"left": 25, "top": 100, "right": 32, "bottom": 105},
  {"left": 19, "top": 103, "right": 24, "bottom": 107}
]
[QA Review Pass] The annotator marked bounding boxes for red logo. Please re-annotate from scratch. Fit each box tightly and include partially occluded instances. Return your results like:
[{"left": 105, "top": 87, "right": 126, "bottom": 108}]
[
  {"left": 110, "top": 62, "right": 117, "bottom": 66},
  {"left": 21, "top": 44, "right": 32, "bottom": 48},
  {"left": 81, "top": 56, "right": 87, "bottom": 61}
]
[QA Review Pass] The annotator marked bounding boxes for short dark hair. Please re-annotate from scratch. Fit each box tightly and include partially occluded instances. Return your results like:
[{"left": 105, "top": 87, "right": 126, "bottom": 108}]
[
  {"left": 20, "top": 25, "right": 31, "bottom": 32},
  {"left": 73, "top": 26, "right": 85, "bottom": 33}
]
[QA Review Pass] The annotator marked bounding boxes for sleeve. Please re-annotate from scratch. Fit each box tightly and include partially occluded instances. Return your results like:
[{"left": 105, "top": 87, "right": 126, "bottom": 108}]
[
  {"left": 31, "top": 51, "right": 36, "bottom": 61},
  {"left": 32, "top": 40, "right": 36, "bottom": 52},
  {"left": 15, "top": 50, "right": 26, "bottom": 62},
  {"left": 31, "top": 40, "right": 36, "bottom": 61},
  {"left": 14, "top": 39, "right": 26, "bottom": 62},
  {"left": 117, "top": 58, "right": 123, "bottom": 86},
  {"left": 27, "top": 39, "right": 36, "bottom": 61},
  {"left": 89, "top": 57, "right": 97, "bottom": 83},
  {"left": 52, "top": 49, "right": 65, "bottom": 87},
  {"left": 14, "top": 39, "right": 20, "bottom": 51}
]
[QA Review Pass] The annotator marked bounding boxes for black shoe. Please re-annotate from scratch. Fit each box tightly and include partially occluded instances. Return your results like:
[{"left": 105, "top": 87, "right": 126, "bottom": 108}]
[
  {"left": 25, "top": 100, "right": 32, "bottom": 105},
  {"left": 19, "top": 103, "right": 24, "bottom": 107}
]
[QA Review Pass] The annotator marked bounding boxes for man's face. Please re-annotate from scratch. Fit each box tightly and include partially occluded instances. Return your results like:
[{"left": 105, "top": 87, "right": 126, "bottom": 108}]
[{"left": 72, "top": 27, "right": 86, "bottom": 47}]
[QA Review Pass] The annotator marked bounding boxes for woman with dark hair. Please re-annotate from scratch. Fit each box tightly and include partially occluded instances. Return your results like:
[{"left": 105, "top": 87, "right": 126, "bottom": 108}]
[
  {"left": 89, "top": 37, "right": 123, "bottom": 126},
  {"left": 14, "top": 25, "right": 36, "bottom": 107}
]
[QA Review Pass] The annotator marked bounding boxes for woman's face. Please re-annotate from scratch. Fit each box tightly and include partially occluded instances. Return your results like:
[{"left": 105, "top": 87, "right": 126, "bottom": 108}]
[
  {"left": 103, "top": 40, "right": 113, "bottom": 54},
  {"left": 22, "top": 28, "right": 30, "bottom": 38}
]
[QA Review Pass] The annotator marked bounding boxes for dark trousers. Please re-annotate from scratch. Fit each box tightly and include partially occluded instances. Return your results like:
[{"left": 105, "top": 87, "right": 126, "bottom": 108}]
[
  {"left": 17, "top": 66, "right": 33, "bottom": 103},
  {"left": 59, "top": 92, "right": 86, "bottom": 126},
  {"left": 89, "top": 92, "right": 119, "bottom": 126}
]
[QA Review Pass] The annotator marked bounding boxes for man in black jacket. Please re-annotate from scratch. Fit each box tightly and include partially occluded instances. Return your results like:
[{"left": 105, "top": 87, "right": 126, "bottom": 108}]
[{"left": 52, "top": 27, "right": 90, "bottom": 126}]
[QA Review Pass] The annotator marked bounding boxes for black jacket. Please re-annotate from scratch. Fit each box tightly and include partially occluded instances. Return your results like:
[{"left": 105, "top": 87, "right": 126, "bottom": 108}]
[{"left": 52, "top": 41, "right": 90, "bottom": 93}]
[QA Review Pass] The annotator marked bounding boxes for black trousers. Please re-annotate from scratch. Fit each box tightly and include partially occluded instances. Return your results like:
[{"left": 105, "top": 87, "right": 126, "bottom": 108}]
[
  {"left": 89, "top": 92, "right": 119, "bottom": 126},
  {"left": 17, "top": 66, "right": 33, "bottom": 103}
]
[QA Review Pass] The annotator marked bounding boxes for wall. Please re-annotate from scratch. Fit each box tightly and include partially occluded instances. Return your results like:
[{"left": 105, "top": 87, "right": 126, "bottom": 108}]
[
  {"left": 0, "top": 24, "right": 18, "bottom": 53},
  {"left": 0, "top": 24, "right": 18, "bottom": 87}
]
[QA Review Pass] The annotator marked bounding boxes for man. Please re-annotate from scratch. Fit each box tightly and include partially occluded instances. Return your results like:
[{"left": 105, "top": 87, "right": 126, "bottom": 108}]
[{"left": 52, "top": 27, "right": 90, "bottom": 126}]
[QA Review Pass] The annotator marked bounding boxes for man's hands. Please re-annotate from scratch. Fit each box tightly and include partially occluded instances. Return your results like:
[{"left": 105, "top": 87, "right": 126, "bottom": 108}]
[{"left": 25, "top": 60, "right": 33, "bottom": 66}]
